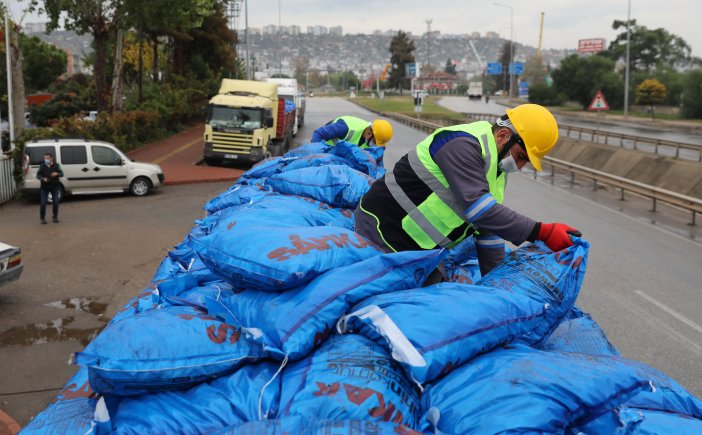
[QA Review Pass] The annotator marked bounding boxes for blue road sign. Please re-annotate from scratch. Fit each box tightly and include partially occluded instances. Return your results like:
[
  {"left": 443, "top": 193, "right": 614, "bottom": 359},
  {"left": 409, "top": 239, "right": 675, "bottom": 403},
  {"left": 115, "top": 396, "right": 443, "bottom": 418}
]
[
  {"left": 405, "top": 63, "right": 418, "bottom": 78},
  {"left": 487, "top": 62, "right": 502, "bottom": 75},
  {"left": 509, "top": 62, "right": 525, "bottom": 75},
  {"left": 518, "top": 81, "right": 529, "bottom": 98}
]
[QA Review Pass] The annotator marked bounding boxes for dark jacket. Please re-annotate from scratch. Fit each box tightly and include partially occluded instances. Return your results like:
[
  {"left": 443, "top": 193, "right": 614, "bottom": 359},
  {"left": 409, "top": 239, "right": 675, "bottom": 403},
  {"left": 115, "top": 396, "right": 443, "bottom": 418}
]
[{"left": 36, "top": 161, "right": 63, "bottom": 188}]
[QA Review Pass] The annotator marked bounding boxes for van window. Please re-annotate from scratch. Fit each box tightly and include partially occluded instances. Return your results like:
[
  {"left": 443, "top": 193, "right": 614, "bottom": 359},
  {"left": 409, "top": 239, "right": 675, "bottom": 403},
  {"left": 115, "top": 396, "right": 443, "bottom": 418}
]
[
  {"left": 26, "top": 145, "right": 56, "bottom": 165},
  {"left": 61, "top": 145, "right": 88, "bottom": 165},
  {"left": 92, "top": 146, "right": 122, "bottom": 166}
]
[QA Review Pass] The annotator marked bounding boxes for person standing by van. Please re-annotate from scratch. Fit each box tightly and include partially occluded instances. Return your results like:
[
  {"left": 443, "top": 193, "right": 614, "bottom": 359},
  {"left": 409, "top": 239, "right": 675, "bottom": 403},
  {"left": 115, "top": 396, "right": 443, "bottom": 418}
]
[{"left": 36, "top": 152, "right": 63, "bottom": 224}]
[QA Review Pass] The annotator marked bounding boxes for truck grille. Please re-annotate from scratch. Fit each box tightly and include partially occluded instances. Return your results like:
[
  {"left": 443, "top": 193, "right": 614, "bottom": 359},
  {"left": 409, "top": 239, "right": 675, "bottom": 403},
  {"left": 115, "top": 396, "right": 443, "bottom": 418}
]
[{"left": 211, "top": 131, "right": 254, "bottom": 152}]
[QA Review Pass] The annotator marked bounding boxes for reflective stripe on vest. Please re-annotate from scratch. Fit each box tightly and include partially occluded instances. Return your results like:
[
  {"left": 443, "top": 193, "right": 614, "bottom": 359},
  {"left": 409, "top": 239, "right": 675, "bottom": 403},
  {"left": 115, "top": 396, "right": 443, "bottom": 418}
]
[{"left": 385, "top": 122, "right": 505, "bottom": 249}]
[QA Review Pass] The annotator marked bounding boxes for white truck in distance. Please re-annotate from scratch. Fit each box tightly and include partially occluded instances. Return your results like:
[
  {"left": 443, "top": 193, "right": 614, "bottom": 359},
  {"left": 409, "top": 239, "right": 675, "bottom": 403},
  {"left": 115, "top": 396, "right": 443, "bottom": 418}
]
[
  {"left": 265, "top": 78, "right": 305, "bottom": 136},
  {"left": 467, "top": 81, "right": 483, "bottom": 100}
]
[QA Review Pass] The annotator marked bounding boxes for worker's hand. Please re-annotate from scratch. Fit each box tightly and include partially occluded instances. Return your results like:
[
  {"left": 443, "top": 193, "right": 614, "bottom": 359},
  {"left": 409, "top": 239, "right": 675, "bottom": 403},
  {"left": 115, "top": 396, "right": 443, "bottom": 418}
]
[
  {"left": 50, "top": 172, "right": 58, "bottom": 177},
  {"left": 537, "top": 222, "right": 582, "bottom": 252}
]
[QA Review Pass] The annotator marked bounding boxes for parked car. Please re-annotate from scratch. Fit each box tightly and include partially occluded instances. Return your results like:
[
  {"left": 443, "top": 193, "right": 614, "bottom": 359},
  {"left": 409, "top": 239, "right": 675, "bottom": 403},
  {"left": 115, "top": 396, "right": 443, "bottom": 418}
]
[
  {"left": 22, "top": 138, "right": 164, "bottom": 202},
  {"left": 0, "top": 242, "right": 23, "bottom": 288}
]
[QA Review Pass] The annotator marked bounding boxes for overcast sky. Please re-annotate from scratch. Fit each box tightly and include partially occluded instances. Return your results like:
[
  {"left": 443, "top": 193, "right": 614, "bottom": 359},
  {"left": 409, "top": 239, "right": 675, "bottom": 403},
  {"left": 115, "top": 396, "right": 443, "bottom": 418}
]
[
  {"left": 242, "top": 0, "right": 701, "bottom": 57},
  {"left": 10, "top": 0, "right": 702, "bottom": 57}
]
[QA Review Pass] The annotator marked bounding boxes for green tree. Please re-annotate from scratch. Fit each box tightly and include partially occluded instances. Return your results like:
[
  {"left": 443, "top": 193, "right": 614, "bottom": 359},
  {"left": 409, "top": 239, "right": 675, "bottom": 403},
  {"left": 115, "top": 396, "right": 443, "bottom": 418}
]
[
  {"left": 635, "top": 79, "right": 666, "bottom": 119},
  {"left": 681, "top": 69, "right": 702, "bottom": 119},
  {"left": 444, "top": 57, "right": 456, "bottom": 75},
  {"left": 606, "top": 20, "right": 695, "bottom": 72},
  {"left": 552, "top": 54, "right": 623, "bottom": 109},
  {"left": 388, "top": 31, "right": 416, "bottom": 95},
  {"left": 522, "top": 55, "right": 547, "bottom": 86},
  {"left": 19, "top": 34, "right": 67, "bottom": 93},
  {"left": 40, "top": 0, "right": 127, "bottom": 111}
]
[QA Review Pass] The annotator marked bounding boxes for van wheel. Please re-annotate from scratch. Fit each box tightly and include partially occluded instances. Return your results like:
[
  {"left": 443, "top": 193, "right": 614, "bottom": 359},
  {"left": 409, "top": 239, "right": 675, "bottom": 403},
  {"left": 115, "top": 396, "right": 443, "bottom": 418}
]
[
  {"left": 47, "top": 184, "right": 65, "bottom": 204},
  {"left": 130, "top": 177, "right": 152, "bottom": 196}
]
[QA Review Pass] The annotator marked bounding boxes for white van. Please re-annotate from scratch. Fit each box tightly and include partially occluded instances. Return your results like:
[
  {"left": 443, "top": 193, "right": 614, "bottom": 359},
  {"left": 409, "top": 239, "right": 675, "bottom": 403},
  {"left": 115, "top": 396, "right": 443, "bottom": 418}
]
[{"left": 22, "top": 138, "right": 164, "bottom": 201}]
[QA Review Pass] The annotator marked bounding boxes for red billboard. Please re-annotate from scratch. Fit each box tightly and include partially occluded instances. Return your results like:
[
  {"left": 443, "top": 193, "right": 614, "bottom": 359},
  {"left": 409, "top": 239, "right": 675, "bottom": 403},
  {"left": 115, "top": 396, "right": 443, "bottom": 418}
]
[{"left": 578, "top": 38, "right": 606, "bottom": 53}]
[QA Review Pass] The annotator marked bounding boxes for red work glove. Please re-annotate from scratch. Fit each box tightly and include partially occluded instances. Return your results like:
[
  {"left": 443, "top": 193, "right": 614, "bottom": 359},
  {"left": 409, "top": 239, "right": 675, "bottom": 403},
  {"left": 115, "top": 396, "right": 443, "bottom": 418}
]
[{"left": 537, "top": 222, "right": 582, "bottom": 252}]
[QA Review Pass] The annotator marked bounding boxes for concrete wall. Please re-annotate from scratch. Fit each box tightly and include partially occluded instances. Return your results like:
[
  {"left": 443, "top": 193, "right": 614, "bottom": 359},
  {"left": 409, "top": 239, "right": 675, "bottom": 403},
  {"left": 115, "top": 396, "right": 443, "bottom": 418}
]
[{"left": 551, "top": 138, "right": 702, "bottom": 199}]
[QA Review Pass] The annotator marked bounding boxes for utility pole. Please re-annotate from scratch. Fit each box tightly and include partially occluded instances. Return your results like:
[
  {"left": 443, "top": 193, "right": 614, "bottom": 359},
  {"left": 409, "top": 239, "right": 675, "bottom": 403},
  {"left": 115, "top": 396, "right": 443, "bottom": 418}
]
[
  {"left": 425, "top": 19, "right": 432, "bottom": 68},
  {"left": 245, "top": 0, "right": 250, "bottom": 80},
  {"left": 4, "top": 0, "right": 15, "bottom": 148},
  {"left": 494, "top": 3, "right": 514, "bottom": 99},
  {"left": 624, "top": 0, "right": 631, "bottom": 118}
]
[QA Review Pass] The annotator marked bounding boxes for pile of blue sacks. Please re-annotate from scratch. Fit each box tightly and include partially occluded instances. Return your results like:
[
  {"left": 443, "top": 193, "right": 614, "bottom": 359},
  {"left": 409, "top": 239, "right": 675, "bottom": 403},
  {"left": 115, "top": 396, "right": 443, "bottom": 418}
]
[{"left": 23, "top": 141, "right": 702, "bottom": 434}]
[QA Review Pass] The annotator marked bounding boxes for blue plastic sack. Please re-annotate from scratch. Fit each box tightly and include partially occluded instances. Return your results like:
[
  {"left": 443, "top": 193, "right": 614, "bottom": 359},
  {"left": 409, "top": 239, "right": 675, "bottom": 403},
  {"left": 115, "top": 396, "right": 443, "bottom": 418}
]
[
  {"left": 574, "top": 358, "right": 702, "bottom": 433},
  {"left": 212, "top": 415, "right": 425, "bottom": 435},
  {"left": 210, "top": 249, "right": 445, "bottom": 360},
  {"left": 420, "top": 344, "right": 652, "bottom": 434},
  {"left": 203, "top": 184, "right": 273, "bottom": 214},
  {"left": 477, "top": 239, "right": 589, "bottom": 344},
  {"left": 19, "top": 367, "right": 98, "bottom": 435},
  {"left": 191, "top": 225, "right": 380, "bottom": 291},
  {"left": 203, "top": 193, "right": 355, "bottom": 233},
  {"left": 281, "top": 153, "right": 357, "bottom": 173},
  {"left": 284, "top": 99, "right": 296, "bottom": 113},
  {"left": 98, "top": 361, "right": 283, "bottom": 434},
  {"left": 339, "top": 283, "right": 550, "bottom": 385},
  {"left": 326, "top": 141, "right": 379, "bottom": 178},
  {"left": 539, "top": 306, "right": 620, "bottom": 356},
  {"left": 264, "top": 165, "right": 373, "bottom": 208},
  {"left": 284, "top": 142, "right": 331, "bottom": 158},
  {"left": 607, "top": 407, "right": 702, "bottom": 434},
  {"left": 73, "top": 305, "right": 262, "bottom": 396},
  {"left": 278, "top": 334, "right": 420, "bottom": 428}
]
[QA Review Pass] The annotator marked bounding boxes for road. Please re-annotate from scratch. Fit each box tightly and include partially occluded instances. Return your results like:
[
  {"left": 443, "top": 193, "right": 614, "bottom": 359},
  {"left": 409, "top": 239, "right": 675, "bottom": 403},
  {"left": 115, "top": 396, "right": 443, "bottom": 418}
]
[
  {"left": 437, "top": 96, "right": 702, "bottom": 146},
  {"left": 0, "top": 96, "right": 700, "bottom": 427}
]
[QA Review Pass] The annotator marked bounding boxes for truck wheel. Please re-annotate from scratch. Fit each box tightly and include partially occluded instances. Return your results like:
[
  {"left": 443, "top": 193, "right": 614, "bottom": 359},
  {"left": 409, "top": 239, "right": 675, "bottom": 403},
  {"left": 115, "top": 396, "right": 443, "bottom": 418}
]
[
  {"left": 130, "top": 177, "right": 153, "bottom": 196},
  {"left": 204, "top": 157, "right": 221, "bottom": 166}
]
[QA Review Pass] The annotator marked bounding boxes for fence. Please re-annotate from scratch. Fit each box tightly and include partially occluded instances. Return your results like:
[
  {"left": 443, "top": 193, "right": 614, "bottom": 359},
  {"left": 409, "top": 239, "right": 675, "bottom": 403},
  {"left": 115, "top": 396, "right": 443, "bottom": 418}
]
[
  {"left": 0, "top": 155, "right": 17, "bottom": 204},
  {"left": 462, "top": 112, "right": 702, "bottom": 162}
]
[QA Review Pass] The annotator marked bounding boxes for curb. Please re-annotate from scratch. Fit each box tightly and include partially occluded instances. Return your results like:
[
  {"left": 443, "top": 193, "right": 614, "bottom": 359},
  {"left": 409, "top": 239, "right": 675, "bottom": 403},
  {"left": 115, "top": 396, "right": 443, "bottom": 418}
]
[{"left": 0, "top": 409, "right": 21, "bottom": 435}]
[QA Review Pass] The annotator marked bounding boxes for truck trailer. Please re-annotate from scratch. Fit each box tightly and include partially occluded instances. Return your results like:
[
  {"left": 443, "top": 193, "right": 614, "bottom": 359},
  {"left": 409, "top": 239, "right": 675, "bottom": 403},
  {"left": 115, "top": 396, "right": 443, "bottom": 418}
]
[{"left": 203, "top": 79, "right": 295, "bottom": 166}]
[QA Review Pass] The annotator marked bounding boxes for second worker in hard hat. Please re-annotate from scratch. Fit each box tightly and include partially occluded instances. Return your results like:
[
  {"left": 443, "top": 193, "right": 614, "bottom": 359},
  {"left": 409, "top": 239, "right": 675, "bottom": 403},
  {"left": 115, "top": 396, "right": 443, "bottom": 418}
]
[
  {"left": 354, "top": 103, "right": 581, "bottom": 277},
  {"left": 312, "top": 115, "right": 393, "bottom": 148}
]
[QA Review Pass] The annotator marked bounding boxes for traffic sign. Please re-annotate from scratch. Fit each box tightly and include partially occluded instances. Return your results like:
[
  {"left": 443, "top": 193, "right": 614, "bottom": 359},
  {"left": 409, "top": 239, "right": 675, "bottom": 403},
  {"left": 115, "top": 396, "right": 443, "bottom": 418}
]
[
  {"left": 487, "top": 62, "right": 502, "bottom": 75},
  {"left": 518, "top": 81, "right": 529, "bottom": 99},
  {"left": 508, "top": 62, "right": 524, "bottom": 75},
  {"left": 588, "top": 90, "right": 610, "bottom": 111},
  {"left": 405, "top": 63, "right": 419, "bottom": 78}
]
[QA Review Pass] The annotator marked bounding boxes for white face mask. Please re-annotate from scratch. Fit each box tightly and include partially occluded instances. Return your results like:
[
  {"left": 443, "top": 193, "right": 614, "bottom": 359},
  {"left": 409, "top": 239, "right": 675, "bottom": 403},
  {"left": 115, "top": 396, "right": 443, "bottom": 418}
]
[{"left": 498, "top": 153, "right": 520, "bottom": 173}]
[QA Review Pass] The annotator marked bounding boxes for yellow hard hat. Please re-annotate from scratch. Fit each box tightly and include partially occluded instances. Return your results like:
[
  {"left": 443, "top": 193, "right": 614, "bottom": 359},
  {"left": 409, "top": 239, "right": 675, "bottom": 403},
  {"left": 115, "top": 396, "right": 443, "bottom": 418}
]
[
  {"left": 505, "top": 104, "right": 559, "bottom": 171},
  {"left": 371, "top": 119, "right": 393, "bottom": 146}
]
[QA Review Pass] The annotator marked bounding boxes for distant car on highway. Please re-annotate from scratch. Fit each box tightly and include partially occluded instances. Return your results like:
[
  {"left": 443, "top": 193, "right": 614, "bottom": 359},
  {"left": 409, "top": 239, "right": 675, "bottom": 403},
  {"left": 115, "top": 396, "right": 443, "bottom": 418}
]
[{"left": 0, "top": 242, "right": 23, "bottom": 288}]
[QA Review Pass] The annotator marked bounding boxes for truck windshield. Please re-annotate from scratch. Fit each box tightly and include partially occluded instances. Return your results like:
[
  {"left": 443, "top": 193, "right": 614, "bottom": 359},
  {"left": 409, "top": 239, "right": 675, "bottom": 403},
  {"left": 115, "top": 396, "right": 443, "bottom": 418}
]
[{"left": 208, "top": 106, "right": 263, "bottom": 129}]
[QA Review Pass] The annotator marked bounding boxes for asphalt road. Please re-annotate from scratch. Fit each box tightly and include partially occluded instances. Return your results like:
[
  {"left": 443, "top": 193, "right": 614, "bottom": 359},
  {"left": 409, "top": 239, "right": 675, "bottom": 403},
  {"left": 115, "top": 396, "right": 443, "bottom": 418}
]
[{"left": 1, "top": 96, "right": 700, "bottom": 427}]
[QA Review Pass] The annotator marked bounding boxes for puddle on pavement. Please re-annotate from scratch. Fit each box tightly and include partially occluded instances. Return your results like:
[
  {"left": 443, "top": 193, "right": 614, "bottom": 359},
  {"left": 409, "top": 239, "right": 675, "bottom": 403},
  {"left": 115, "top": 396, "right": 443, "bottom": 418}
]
[
  {"left": 0, "top": 316, "right": 106, "bottom": 346},
  {"left": 0, "top": 297, "right": 110, "bottom": 347},
  {"left": 44, "top": 297, "right": 108, "bottom": 316}
]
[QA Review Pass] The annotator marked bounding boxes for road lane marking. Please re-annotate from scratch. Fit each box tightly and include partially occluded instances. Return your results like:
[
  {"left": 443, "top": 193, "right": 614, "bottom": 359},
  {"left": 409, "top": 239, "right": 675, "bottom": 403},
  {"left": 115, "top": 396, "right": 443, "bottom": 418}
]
[
  {"left": 152, "top": 138, "right": 202, "bottom": 164},
  {"left": 635, "top": 290, "right": 702, "bottom": 335}
]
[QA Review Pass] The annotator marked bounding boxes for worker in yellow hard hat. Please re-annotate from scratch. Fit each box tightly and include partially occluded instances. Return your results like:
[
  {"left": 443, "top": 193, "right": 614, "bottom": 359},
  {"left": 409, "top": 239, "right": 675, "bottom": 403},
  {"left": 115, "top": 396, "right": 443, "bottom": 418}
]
[
  {"left": 311, "top": 115, "right": 393, "bottom": 148},
  {"left": 355, "top": 103, "right": 581, "bottom": 278}
]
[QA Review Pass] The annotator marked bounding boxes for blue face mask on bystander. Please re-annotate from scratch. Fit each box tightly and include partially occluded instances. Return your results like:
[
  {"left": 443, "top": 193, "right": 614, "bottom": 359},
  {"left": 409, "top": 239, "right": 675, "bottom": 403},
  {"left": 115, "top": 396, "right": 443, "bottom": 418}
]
[{"left": 44, "top": 159, "right": 51, "bottom": 165}]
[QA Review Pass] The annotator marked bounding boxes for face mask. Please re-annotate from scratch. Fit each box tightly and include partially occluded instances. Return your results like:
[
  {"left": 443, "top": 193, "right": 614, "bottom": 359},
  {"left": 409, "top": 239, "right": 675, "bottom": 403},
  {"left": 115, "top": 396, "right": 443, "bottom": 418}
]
[
  {"left": 44, "top": 159, "right": 51, "bottom": 165},
  {"left": 367, "top": 139, "right": 377, "bottom": 147},
  {"left": 498, "top": 153, "right": 520, "bottom": 173}
]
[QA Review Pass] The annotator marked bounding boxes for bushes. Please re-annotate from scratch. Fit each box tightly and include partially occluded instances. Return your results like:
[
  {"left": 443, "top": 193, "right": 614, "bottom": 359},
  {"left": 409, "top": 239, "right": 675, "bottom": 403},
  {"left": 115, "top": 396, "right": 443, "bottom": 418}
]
[{"left": 528, "top": 83, "right": 565, "bottom": 106}]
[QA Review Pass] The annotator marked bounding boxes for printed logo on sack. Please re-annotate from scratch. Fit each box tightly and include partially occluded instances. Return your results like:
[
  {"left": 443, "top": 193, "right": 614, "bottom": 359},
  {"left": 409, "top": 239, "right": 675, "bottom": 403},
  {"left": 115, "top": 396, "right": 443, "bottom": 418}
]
[
  {"left": 207, "top": 323, "right": 241, "bottom": 344},
  {"left": 227, "top": 220, "right": 236, "bottom": 230},
  {"left": 267, "top": 233, "right": 373, "bottom": 262},
  {"left": 311, "top": 381, "right": 409, "bottom": 424},
  {"left": 56, "top": 381, "right": 96, "bottom": 401}
]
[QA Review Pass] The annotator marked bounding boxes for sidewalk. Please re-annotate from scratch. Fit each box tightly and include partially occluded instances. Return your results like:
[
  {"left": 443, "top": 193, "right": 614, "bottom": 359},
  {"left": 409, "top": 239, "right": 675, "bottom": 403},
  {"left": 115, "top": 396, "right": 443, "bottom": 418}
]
[{"left": 127, "top": 125, "right": 245, "bottom": 185}]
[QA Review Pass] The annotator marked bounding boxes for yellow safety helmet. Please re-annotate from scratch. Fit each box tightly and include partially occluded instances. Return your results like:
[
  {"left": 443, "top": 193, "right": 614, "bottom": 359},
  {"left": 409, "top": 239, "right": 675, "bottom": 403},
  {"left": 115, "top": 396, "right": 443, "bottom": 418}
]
[
  {"left": 371, "top": 119, "right": 393, "bottom": 146},
  {"left": 505, "top": 104, "right": 559, "bottom": 171}
]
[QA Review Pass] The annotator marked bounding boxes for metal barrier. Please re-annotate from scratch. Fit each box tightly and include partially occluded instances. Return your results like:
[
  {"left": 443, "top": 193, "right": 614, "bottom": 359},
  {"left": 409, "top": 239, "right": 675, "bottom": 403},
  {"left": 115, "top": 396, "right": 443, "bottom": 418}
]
[
  {"left": 462, "top": 112, "right": 702, "bottom": 162},
  {"left": 378, "top": 111, "right": 702, "bottom": 226},
  {"left": 540, "top": 156, "right": 701, "bottom": 226},
  {"left": 0, "top": 155, "right": 17, "bottom": 204}
]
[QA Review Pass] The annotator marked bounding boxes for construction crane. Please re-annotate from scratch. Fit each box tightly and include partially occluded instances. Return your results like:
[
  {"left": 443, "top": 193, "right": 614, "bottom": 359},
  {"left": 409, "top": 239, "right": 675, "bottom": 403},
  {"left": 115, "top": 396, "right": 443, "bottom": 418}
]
[{"left": 467, "top": 38, "right": 485, "bottom": 71}]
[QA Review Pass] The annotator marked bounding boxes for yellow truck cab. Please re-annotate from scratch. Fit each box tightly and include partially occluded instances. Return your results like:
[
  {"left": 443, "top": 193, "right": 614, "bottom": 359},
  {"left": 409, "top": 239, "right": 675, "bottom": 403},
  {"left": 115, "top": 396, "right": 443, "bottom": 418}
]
[{"left": 203, "top": 79, "right": 294, "bottom": 165}]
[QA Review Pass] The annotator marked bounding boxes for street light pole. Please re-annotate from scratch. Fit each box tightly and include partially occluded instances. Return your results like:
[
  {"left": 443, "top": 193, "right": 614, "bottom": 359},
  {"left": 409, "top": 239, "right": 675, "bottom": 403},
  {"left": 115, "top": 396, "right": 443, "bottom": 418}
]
[
  {"left": 494, "top": 2, "right": 514, "bottom": 99},
  {"left": 624, "top": 0, "right": 631, "bottom": 118},
  {"left": 244, "top": 0, "right": 250, "bottom": 80},
  {"left": 4, "top": 0, "right": 15, "bottom": 148}
]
